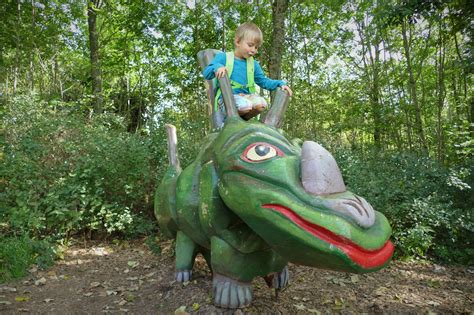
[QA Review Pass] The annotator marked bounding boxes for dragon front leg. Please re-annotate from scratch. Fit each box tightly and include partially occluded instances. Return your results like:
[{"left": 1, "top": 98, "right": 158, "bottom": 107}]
[
  {"left": 175, "top": 231, "right": 197, "bottom": 282},
  {"left": 210, "top": 236, "right": 286, "bottom": 308}
]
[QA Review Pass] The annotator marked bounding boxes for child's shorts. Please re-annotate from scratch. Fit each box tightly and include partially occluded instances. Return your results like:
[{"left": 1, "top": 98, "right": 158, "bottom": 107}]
[
  {"left": 219, "top": 93, "right": 267, "bottom": 112},
  {"left": 234, "top": 94, "right": 267, "bottom": 111}
]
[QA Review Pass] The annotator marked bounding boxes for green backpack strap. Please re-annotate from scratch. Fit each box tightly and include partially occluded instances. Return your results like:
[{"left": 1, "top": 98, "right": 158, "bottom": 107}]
[
  {"left": 214, "top": 52, "right": 256, "bottom": 112},
  {"left": 246, "top": 56, "right": 255, "bottom": 94},
  {"left": 225, "top": 52, "right": 234, "bottom": 77}
]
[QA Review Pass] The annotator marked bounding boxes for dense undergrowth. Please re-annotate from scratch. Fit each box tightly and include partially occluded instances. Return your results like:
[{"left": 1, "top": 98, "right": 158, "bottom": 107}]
[{"left": 1, "top": 95, "right": 472, "bottom": 283}]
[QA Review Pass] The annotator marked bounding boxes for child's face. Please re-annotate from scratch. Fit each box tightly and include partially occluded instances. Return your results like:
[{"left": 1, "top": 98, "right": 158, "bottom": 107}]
[{"left": 234, "top": 37, "right": 259, "bottom": 59}]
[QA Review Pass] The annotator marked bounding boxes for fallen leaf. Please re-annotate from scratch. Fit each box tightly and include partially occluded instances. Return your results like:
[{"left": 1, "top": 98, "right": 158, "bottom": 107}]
[
  {"left": 0, "top": 301, "right": 12, "bottom": 305},
  {"left": 334, "top": 297, "right": 344, "bottom": 306},
  {"left": 44, "top": 298, "right": 54, "bottom": 303},
  {"left": 192, "top": 303, "right": 200, "bottom": 311},
  {"left": 350, "top": 275, "right": 359, "bottom": 283},
  {"left": 174, "top": 305, "right": 188, "bottom": 315},
  {"left": 427, "top": 280, "right": 441, "bottom": 288},
  {"left": 433, "top": 264, "right": 446, "bottom": 273},
  {"left": 106, "top": 290, "right": 117, "bottom": 296},
  {"left": 127, "top": 261, "right": 139, "bottom": 268},
  {"left": 129, "top": 285, "right": 139, "bottom": 292},
  {"left": 126, "top": 294, "right": 135, "bottom": 302},
  {"left": 90, "top": 282, "right": 101, "bottom": 288},
  {"left": 28, "top": 266, "right": 38, "bottom": 273},
  {"left": 0, "top": 287, "right": 17, "bottom": 293},
  {"left": 294, "top": 303, "right": 306, "bottom": 311},
  {"left": 83, "top": 293, "right": 93, "bottom": 297},
  {"left": 374, "top": 286, "right": 388, "bottom": 297},
  {"left": 118, "top": 299, "right": 127, "bottom": 306},
  {"left": 34, "top": 278, "right": 46, "bottom": 286},
  {"left": 15, "top": 296, "right": 30, "bottom": 302},
  {"left": 428, "top": 301, "right": 440, "bottom": 307},
  {"left": 308, "top": 308, "right": 321, "bottom": 314}
]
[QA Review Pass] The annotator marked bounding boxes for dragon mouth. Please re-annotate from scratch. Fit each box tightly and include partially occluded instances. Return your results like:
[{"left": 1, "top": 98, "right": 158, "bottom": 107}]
[{"left": 262, "top": 204, "right": 394, "bottom": 269}]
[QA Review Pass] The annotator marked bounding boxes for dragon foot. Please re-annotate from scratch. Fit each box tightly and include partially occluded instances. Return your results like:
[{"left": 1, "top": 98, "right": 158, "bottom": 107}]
[
  {"left": 176, "top": 270, "right": 192, "bottom": 282},
  {"left": 212, "top": 273, "right": 252, "bottom": 309},
  {"left": 264, "top": 265, "right": 289, "bottom": 289}
]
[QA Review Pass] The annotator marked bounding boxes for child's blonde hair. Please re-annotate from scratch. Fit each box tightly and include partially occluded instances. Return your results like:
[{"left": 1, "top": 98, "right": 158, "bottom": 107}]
[{"left": 235, "top": 22, "right": 263, "bottom": 46}]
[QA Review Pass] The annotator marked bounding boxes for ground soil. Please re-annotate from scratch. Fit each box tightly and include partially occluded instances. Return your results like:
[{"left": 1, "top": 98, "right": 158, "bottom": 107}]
[{"left": 0, "top": 239, "right": 472, "bottom": 314}]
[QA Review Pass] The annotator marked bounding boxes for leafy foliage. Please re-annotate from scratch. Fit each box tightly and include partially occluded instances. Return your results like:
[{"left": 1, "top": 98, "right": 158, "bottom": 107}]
[
  {"left": 0, "top": 236, "right": 56, "bottom": 283},
  {"left": 335, "top": 148, "right": 473, "bottom": 263},
  {"left": 1, "top": 95, "right": 160, "bottom": 240}
]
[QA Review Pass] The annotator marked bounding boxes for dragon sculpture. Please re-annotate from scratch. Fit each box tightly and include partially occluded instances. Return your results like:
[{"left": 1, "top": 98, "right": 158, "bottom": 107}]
[{"left": 154, "top": 49, "right": 394, "bottom": 308}]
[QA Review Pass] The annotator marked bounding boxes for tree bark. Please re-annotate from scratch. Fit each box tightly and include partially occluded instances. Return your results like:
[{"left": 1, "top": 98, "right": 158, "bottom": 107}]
[
  {"left": 87, "top": 0, "right": 103, "bottom": 114},
  {"left": 356, "top": 18, "right": 382, "bottom": 149},
  {"left": 436, "top": 21, "right": 446, "bottom": 163},
  {"left": 268, "top": 0, "right": 288, "bottom": 82},
  {"left": 401, "top": 19, "right": 427, "bottom": 152}
]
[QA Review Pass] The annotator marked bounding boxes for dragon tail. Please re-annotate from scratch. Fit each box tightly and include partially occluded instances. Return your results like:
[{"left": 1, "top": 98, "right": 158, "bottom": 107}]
[{"left": 164, "top": 124, "right": 181, "bottom": 178}]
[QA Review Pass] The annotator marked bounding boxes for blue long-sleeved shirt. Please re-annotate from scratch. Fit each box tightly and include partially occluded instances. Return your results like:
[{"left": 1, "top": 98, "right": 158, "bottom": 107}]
[{"left": 202, "top": 52, "right": 285, "bottom": 95}]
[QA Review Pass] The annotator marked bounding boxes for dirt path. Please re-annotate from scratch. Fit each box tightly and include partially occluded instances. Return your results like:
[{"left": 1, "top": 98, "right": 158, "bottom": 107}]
[{"left": 1, "top": 240, "right": 472, "bottom": 314}]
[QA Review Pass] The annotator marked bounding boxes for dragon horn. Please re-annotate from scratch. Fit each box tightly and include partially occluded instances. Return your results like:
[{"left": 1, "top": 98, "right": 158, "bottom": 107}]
[
  {"left": 264, "top": 89, "right": 290, "bottom": 128},
  {"left": 218, "top": 75, "right": 239, "bottom": 118}
]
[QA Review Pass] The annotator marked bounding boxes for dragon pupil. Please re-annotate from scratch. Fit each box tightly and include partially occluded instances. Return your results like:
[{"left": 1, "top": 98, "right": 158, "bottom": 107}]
[{"left": 255, "top": 145, "right": 270, "bottom": 156}]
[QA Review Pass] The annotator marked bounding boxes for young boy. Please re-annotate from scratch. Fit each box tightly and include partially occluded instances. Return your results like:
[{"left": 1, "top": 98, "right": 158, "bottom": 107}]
[{"left": 203, "top": 22, "right": 292, "bottom": 120}]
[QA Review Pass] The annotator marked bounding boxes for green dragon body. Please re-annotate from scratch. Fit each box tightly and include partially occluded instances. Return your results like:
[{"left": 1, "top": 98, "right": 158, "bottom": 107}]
[{"left": 153, "top": 50, "right": 394, "bottom": 308}]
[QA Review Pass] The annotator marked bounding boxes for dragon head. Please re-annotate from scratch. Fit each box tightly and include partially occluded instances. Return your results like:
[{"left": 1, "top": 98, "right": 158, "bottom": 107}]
[{"left": 213, "top": 112, "right": 393, "bottom": 273}]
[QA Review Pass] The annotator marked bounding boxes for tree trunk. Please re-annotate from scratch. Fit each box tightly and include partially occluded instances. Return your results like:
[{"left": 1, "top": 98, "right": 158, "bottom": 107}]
[
  {"left": 356, "top": 18, "right": 382, "bottom": 149},
  {"left": 87, "top": 0, "right": 103, "bottom": 114},
  {"left": 436, "top": 21, "right": 446, "bottom": 163},
  {"left": 268, "top": 0, "right": 288, "bottom": 82},
  {"left": 29, "top": 0, "right": 35, "bottom": 91},
  {"left": 401, "top": 19, "right": 427, "bottom": 152}
]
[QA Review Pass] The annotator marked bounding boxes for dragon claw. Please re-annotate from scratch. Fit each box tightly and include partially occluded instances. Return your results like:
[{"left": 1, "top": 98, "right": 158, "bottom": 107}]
[
  {"left": 176, "top": 270, "right": 192, "bottom": 282},
  {"left": 213, "top": 273, "right": 252, "bottom": 308},
  {"left": 274, "top": 266, "right": 289, "bottom": 289},
  {"left": 264, "top": 265, "right": 289, "bottom": 289}
]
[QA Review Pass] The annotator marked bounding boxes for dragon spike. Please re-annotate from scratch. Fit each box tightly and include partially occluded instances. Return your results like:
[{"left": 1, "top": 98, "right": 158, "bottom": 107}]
[
  {"left": 218, "top": 75, "right": 239, "bottom": 118},
  {"left": 165, "top": 124, "right": 181, "bottom": 172},
  {"left": 264, "top": 88, "right": 290, "bottom": 128}
]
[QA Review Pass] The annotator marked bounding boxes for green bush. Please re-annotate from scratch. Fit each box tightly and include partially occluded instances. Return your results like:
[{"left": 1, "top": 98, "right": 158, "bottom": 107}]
[
  {"left": 1, "top": 95, "right": 160, "bottom": 241},
  {"left": 0, "top": 236, "right": 55, "bottom": 283},
  {"left": 334, "top": 149, "right": 473, "bottom": 263}
]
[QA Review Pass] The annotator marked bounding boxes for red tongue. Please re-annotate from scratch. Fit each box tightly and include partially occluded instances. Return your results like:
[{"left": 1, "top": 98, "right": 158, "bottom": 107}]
[{"left": 262, "top": 204, "right": 394, "bottom": 269}]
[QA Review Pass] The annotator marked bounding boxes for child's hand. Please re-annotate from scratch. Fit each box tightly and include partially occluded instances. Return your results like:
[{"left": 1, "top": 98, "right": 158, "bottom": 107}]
[
  {"left": 215, "top": 66, "right": 227, "bottom": 79},
  {"left": 281, "top": 85, "right": 293, "bottom": 96}
]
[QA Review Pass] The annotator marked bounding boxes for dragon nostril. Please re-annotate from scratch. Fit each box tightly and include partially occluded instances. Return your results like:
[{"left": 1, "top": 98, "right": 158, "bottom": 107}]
[{"left": 329, "top": 196, "right": 376, "bottom": 228}]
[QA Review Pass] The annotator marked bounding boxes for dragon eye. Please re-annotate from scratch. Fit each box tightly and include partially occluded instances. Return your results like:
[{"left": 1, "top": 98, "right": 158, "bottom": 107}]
[{"left": 242, "top": 142, "right": 284, "bottom": 162}]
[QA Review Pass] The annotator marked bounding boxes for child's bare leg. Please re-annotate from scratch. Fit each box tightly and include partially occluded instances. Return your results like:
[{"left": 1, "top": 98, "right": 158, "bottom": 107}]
[
  {"left": 235, "top": 94, "right": 252, "bottom": 117},
  {"left": 243, "top": 95, "right": 267, "bottom": 120},
  {"left": 243, "top": 104, "right": 265, "bottom": 120}
]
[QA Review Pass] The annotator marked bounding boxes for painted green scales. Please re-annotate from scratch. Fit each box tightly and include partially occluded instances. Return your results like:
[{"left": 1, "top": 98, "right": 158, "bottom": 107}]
[{"left": 154, "top": 49, "right": 394, "bottom": 308}]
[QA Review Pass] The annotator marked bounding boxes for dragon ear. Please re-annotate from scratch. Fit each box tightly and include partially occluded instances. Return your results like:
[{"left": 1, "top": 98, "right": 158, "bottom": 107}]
[{"left": 264, "top": 89, "right": 290, "bottom": 128}]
